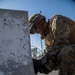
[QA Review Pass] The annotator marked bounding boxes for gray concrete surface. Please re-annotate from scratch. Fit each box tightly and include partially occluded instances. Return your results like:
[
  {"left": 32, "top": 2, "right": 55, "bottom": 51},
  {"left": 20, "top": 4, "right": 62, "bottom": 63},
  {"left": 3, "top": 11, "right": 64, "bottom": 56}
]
[{"left": 0, "top": 9, "right": 35, "bottom": 75}]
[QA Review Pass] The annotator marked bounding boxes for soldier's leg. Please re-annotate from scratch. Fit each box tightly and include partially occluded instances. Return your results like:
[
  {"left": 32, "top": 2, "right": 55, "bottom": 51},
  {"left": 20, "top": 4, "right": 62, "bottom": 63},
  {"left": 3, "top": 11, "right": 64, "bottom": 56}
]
[{"left": 57, "top": 45, "right": 75, "bottom": 75}]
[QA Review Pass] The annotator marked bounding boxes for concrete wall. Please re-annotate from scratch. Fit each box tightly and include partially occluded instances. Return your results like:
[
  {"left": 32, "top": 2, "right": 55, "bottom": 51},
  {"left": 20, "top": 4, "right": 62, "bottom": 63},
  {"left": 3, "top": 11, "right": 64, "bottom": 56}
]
[{"left": 0, "top": 9, "right": 35, "bottom": 75}]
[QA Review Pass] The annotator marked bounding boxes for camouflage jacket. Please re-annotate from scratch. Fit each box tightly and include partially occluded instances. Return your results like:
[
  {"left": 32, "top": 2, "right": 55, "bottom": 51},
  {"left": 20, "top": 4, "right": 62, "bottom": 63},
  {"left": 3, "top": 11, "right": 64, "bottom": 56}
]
[
  {"left": 44, "top": 15, "right": 75, "bottom": 50},
  {"left": 42, "top": 15, "right": 75, "bottom": 71}
]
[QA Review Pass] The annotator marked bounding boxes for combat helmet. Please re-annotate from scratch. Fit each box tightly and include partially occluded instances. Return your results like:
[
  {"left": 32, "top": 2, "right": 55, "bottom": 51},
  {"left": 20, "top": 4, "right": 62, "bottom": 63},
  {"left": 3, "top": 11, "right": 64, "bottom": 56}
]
[{"left": 29, "top": 14, "right": 46, "bottom": 34}]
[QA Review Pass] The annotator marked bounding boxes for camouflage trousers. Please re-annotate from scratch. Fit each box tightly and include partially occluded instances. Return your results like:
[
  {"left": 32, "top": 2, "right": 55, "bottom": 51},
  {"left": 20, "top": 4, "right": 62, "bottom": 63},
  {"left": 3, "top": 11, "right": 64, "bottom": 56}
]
[
  {"left": 43, "top": 45, "right": 75, "bottom": 75},
  {"left": 57, "top": 45, "right": 75, "bottom": 75}
]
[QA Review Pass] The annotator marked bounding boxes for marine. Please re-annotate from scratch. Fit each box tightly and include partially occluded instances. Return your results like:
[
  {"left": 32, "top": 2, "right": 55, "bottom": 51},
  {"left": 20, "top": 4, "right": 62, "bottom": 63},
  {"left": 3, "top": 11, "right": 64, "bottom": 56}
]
[{"left": 29, "top": 14, "right": 75, "bottom": 75}]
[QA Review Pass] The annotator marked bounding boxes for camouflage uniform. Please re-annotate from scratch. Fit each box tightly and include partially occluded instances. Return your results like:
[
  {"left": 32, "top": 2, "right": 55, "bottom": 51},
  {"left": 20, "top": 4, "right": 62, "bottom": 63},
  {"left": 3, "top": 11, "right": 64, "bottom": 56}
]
[
  {"left": 29, "top": 14, "right": 75, "bottom": 75},
  {"left": 43, "top": 15, "right": 75, "bottom": 75}
]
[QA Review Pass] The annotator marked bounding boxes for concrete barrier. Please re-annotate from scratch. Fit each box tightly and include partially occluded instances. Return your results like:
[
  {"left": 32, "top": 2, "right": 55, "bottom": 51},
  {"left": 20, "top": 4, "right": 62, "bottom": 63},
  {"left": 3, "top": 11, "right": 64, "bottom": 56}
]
[{"left": 0, "top": 9, "right": 35, "bottom": 75}]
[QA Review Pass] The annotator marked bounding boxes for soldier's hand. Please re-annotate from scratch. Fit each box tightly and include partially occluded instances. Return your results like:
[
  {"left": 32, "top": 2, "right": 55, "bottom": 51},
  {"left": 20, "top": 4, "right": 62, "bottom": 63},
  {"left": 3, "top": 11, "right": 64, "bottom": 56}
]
[
  {"left": 33, "top": 59, "right": 42, "bottom": 74},
  {"left": 38, "top": 64, "right": 50, "bottom": 74},
  {"left": 32, "top": 59, "right": 50, "bottom": 74}
]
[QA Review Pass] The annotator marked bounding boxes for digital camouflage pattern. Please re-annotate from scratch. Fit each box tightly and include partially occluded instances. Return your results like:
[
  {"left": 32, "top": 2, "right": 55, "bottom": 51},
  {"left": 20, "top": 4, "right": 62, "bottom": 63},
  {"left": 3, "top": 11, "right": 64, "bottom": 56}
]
[
  {"left": 44, "top": 15, "right": 75, "bottom": 49},
  {"left": 43, "top": 15, "right": 75, "bottom": 75},
  {"left": 58, "top": 45, "right": 75, "bottom": 75},
  {"left": 29, "top": 14, "right": 75, "bottom": 75},
  {"left": 29, "top": 14, "right": 45, "bottom": 34}
]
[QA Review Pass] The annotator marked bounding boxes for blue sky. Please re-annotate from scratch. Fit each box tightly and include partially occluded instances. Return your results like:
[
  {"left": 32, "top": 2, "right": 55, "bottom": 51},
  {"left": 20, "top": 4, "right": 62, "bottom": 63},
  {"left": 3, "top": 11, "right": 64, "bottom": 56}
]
[{"left": 0, "top": 0, "right": 75, "bottom": 50}]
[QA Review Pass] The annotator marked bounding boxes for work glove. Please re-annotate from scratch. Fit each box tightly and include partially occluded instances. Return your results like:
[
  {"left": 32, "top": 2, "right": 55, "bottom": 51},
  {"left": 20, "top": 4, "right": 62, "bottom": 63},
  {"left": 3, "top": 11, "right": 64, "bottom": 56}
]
[
  {"left": 33, "top": 59, "right": 42, "bottom": 74},
  {"left": 38, "top": 64, "right": 50, "bottom": 74},
  {"left": 32, "top": 59, "right": 50, "bottom": 74}
]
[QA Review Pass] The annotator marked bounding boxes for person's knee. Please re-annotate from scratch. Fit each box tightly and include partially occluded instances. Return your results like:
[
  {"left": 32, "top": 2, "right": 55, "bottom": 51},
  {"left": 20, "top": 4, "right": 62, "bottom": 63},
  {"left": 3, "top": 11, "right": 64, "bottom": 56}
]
[
  {"left": 58, "top": 46, "right": 72, "bottom": 59},
  {"left": 57, "top": 45, "right": 75, "bottom": 67}
]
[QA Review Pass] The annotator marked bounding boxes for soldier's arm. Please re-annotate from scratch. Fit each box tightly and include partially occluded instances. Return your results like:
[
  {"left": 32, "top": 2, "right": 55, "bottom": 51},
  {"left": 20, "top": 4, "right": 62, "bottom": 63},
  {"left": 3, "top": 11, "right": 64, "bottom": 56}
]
[
  {"left": 32, "top": 49, "right": 58, "bottom": 74},
  {"left": 50, "top": 15, "right": 74, "bottom": 45}
]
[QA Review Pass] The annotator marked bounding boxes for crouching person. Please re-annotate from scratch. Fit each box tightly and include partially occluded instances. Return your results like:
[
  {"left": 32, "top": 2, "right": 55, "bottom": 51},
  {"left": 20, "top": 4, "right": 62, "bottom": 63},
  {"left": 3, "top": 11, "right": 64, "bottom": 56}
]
[{"left": 29, "top": 13, "right": 75, "bottom": 75}]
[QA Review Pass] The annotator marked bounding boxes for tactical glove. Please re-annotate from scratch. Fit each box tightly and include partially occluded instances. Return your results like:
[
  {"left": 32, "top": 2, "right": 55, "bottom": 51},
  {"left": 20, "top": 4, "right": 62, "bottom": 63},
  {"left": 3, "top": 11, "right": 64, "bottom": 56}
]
[
  {"left": 38, "top": 63, "right": 50, "bottom": 74},
  {"left": 33, "top": 59, "right": 42, "bottom": 74},
  {"left": 32, "top": 59, "right": 50, "bottom": 74}
]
